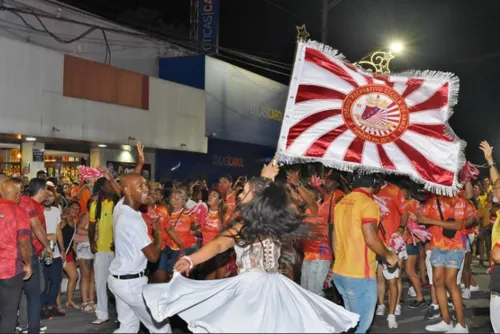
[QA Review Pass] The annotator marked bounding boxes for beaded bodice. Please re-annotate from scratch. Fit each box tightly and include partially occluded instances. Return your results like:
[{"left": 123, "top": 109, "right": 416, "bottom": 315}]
[{"left": 234, "top": 239, "right": 281, "bottom": 273}]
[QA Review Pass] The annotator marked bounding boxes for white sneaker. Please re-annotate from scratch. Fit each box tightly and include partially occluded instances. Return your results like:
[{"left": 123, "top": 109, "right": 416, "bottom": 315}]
[
  {"left": 462, "top": 288, "right": 471, "bottom": 299},
  {"left": 460, "top": 283, "right": 465, "bottom": 290},
  {"left": 395, "top": 304, "right": 402, "bottom": 316},
  {"left": 387, "top": 314, "right": 398, "bottom": 329},
  {"left": 469, "top": 284, "right": 479, "bottom": 292},
  {"left": 445, "top": 324, "right": 469, "bottom": 333},
  {"left": 425, "top": 320, "right": 454, "bottom": 332},
  {"left": 408, "top": 286, "right": 417, "bottom": 297},
  {"left": 376, "top": 304, "right": 386, "bottom": 316}
]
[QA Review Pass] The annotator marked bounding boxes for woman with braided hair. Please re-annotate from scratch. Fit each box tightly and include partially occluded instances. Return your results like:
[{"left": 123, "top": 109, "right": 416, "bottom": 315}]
[{"left": 142, "top": 163, "right": 359, "bottom": 333}]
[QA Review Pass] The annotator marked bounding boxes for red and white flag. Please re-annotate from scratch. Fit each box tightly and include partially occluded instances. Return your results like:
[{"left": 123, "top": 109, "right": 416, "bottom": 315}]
[{"left": 277, "top": 41, "right": 465, "bottom": 195}]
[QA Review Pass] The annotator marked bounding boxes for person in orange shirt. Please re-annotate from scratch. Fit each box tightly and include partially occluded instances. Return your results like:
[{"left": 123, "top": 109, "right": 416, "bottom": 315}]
[
  {"left": 144, "top": 188, "right": 183, "bottom": 283},
  {"left": 164, "top": 189, "right": 199, "bottom": 279},
  {"left": 219, "top": 175, "right": 238, "bottom": 220},
  {"left": 198, "top": 190, "right": 228, "bottom": 280},
  {"left": 333, "top": 174, "right": 398, "bottom": 334},
  {"left": 401, "top": 185, "right": 426, "bottom": 309},
  {"left": 287, "top": 170, "right": 332, "bottom": 297},
  {"left": 372, "top": 181, "right": 409, "bottom": 328},
  {"left": 413, "top": 195, "right": 468, "bottom": 333},
  {"left": 71, "top": 180, "right": 92, "bottom": 215}
]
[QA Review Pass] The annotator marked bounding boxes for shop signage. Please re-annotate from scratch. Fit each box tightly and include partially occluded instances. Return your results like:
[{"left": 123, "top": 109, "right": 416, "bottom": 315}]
[
  {"left": 32, "top": 149, "right": 45, "bottom": 162},
  {"left": 198, "top": 0, "right": 220, "bottom": 53}
]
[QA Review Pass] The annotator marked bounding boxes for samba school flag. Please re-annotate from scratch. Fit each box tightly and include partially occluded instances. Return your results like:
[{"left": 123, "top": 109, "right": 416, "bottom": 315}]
[{"left": 276, "top": 41, "right": 465, "bottom": 195}]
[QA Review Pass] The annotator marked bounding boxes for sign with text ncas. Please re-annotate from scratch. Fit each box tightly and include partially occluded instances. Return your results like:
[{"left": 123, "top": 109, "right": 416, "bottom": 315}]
[{"left": 198, "top": 0, "right": 220, "bottom": 54}]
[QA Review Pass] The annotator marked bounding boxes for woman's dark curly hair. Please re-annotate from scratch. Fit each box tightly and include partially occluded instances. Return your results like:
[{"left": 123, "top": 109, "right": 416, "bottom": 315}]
[{"left": 226, "top": 181, "right": 313, "bottom": 247}]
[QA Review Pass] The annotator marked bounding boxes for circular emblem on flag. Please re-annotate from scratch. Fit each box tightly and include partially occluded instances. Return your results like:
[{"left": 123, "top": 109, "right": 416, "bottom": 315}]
[{"left": 342, "top": 84, "right": 409, "bottom": 144}]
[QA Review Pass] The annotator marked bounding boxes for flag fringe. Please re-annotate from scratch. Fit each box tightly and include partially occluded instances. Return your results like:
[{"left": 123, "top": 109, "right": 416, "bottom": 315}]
[
  {"left": 276, "top": 153, "right": 461, "bottom": 197},
  {"left": 304, "top": 40, "right": 346, "bottom": 62}
]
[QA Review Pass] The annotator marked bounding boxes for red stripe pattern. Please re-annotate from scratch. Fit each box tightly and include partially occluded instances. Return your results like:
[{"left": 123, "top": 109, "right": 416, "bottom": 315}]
[{"left": 279, "top": 43, "right": 461, "bottom": 192}]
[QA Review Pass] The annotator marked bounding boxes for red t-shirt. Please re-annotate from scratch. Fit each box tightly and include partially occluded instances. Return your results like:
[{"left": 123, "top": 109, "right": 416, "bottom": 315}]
[
  {"left": 374, "top": 183, "right": 406, "bottom": 244},
  {"left": 19, "top": 196, "right": 46, "bottom": 257},
  {"left": 166, "top": 209, "right": 197, "bottom": 250},
  {"left": 303, "top": 207, "right": 332, "bottom": 261},
  {"left": 202, "top": 210, "right": 222, "bottom": 245},
  {"left": 422, "top": 195, "right": 467, "bottom": 250},
  {"left": 464, "top": 200, "right": 477, "bottom": 235},
  {"left": 0, "top": 199, "right": 32, "bottom": 279}
]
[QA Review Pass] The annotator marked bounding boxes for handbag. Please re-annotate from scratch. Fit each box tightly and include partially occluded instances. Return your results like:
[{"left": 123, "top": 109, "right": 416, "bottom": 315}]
[{"left": 436, "top": 197, "right": 457, "bottom": 239}]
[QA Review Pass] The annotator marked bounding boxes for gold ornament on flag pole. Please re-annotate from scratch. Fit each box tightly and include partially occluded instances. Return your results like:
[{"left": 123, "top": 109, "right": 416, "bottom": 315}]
[
  {"left": 296, "top": 25, "right": 310, "bottom": 41},
  {"left": 353, "top": 50, "right": 395, "bottom": 74}
]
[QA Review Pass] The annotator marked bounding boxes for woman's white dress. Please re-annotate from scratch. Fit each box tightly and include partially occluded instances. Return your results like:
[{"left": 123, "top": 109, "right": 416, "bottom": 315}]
[{"left": 142, "top": 239, "right": 359, "bottom": 333}]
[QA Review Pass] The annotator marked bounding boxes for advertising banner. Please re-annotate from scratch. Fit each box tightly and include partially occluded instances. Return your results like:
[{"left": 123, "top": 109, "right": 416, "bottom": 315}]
[
  {"left": 198, "top": 0, "right": 220, "bottom": 54},
  {"left": 205, "top": 57, "right": 288, "bottom": 148}
]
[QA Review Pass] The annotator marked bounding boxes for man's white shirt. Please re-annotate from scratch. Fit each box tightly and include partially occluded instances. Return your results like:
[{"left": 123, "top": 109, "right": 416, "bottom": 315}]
[{"left": 109, "top": 203, "right": 152, "bottom": 276}]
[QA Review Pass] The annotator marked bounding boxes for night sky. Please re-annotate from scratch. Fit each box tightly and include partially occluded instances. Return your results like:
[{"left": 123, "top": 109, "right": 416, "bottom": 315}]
[{"left": 62, "top": 0, "right": 500, "bottom": 165}]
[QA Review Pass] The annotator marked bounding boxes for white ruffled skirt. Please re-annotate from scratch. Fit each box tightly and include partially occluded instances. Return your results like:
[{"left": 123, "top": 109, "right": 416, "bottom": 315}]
[{"left": 142, "top": 271, "right": 359, "bottom": 333}]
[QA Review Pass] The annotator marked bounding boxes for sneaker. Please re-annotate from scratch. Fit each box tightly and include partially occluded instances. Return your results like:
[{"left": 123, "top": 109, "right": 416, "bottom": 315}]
[
  {"left": 408, "top": 286, "right": 417, "bottom": 297},
  {"left": 424, "top": 304, "right": 441, "bottom": 320},
  {"left": 409, "top": 299, "right": 426, "bottom": 309},
  {"left": 21, "top": 329, "right": 45, "bottom": 334},
  {"left": 469, "top": 284, "right": 479, "bottom": 292},
  {"left": 40, "top": 325, "right": 47, "bottom": 331},
  {"left": 462, "top": 288, "right": 471, "bottom": 299},
  {"left": 387, "top": 314, "right": 398, "bottom": 329},
  {"left": 425, "top": 320, "right": 454, "bottom": 332},
  {"left": 395, "top": 304, "right": 402, "bottom": 316},
  {"left": 16, "top": 326, "right": 27, "bottom": 333},
  {"left": 460, "top": 283, "right": 465, "bottom": 290},
  {"left": 376, "top": 304, "right": 386, "bottom": 316},
  {"left": 445, "top": 324, "right": 469, "bottom": 333}
]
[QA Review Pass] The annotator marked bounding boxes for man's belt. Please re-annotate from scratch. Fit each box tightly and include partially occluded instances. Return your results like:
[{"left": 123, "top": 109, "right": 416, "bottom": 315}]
[{"left": 112, "top": 271, "right": 145, "bottom": 280}]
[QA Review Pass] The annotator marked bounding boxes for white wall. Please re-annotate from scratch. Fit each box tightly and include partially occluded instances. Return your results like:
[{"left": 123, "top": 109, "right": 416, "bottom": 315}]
[
  {"left": 0, "top": 36, "right": 207, "bottom": 153},
  {"left": 0, "top": 0, "right": 190, "bottom": 77}
]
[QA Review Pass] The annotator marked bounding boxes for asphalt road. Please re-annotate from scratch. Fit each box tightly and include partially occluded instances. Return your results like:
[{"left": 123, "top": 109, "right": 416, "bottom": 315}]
[{"left": 42, "top": 261, "right": 492, "bottom": 333}]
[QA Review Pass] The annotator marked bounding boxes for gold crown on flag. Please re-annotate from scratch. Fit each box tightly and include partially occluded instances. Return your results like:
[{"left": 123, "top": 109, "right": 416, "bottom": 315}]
[{"left": 366, "top": 95, "right": 390, "bottom": 109}]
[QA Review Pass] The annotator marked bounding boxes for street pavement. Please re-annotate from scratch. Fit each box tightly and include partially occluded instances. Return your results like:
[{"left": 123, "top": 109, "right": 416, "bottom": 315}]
[{"left": 43, "top": 261, "right": 492, "bottom": 333}]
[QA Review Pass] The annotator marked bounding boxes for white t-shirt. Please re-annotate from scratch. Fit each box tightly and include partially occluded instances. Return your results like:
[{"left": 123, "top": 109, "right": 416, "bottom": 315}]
[
  {"left": 44, "top": 206, "right": 61, "bottom": 258},
  {"left": 109, "top": 204, "right": 152, "bottom": 276}
]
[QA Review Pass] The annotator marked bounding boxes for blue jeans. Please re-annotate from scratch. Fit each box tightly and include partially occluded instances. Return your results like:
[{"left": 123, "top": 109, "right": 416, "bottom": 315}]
[
  {"left": 301, "top": 260, "right": 331, "bottom": 296},
  {"left": 430, "top": 248, "right": 465, "bottom": 269},
  {"left": 165, "top": 245, "right": 199, "bottom": 273},
  {"left": 41, "top": 257, "right": 63, "bottom": 307},
  {"left": 333, "top": 274, "right": 377, "bottom": 334},
  {"left": 19, "top": 255, "right": 41, "bottom": 334}
]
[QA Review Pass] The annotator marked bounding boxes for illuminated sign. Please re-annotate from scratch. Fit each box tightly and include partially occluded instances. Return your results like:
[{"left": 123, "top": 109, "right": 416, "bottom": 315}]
[
  {"left": 198, "top": 0, "right": 220, "bottom": 53},
  {"left": 212, "top": 154, "right": 244, "bottom": 168},
  {"left": 250, "top": 104, "right": 283, "bottom": 123}
]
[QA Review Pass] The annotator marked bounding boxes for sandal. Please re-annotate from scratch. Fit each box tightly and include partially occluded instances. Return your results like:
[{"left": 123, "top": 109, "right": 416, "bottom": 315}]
[
  {"left": 66, "top": 301, "right": 80, "bottom": 309},
  {"left": 92, "top": 318, "right": 109, "bottom": 325},
  {"left": 83, "top": 302, "right": 95, "bottom": 313},
  {"left": 57, "top": 306, "right": 67, "bottom": 314},
  {"left": 80, "top": 302, "right": 89, "bottom": 311}
]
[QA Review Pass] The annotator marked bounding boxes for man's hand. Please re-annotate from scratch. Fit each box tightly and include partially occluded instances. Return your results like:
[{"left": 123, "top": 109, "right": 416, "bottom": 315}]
[
  {"left": 261, "top": 162, "right": 279, "bottom": 180},
  {"left": 44, "top": 246, "right": 54, "bottom": 259},
  {"left": 385, "top": 251, "right": 399, "bottom": 268},
  {"left": 417, "top": 215, "right": 431, "bottom": 225},
  {"left": 480, "top": 140, "right": 494, "bottom": 165},
  {"left": 286, "top": 170, "right": 300, "bottom": 186},
  {"left": 103, "top": 169, "right": 113, "bottom": 181},
  {"left": 23, "top": 263, "right": 32, "bottom": 280},
  {"left": 90, "top": 242, "right": 97, "bottom": 254},
  {"left": 323, "top": 269, "right": 334, "bottom": 289},
  {"left": 152, "top": 216, "right": 161, "bottom": 233},
  {"left": 137, "top": 141, "right": 145, "bottom": 161}
]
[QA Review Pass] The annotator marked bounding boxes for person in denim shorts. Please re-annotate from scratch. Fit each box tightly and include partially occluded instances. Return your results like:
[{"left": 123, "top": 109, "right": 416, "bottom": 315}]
[{"left": 413, "top": 195, "right": 469, "bottom": 333}]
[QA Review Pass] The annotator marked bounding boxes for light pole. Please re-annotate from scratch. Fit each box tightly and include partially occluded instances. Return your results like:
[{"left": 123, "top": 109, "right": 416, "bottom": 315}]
[{"left": 353, "top": 41, "right": 405, "bottom": 74}]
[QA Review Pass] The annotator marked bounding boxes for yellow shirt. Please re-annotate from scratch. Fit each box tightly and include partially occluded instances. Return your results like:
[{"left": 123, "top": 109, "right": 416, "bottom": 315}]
[
  {"left": 333, "top": 188, "right": 381, "bottom": 279},
  {"left": 89, "top": 199, "right": 114, "bottom": 253}
]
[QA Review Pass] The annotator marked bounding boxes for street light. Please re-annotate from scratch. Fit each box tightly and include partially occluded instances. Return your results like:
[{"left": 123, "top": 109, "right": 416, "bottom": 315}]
[{"left": 353, "top": 41, "right": 405, "bottom": 74}]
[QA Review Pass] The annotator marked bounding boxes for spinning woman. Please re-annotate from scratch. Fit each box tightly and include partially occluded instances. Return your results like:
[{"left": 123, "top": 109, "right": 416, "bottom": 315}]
[{"left": 143, "top": 164, "right": 359, "bottom": 333}]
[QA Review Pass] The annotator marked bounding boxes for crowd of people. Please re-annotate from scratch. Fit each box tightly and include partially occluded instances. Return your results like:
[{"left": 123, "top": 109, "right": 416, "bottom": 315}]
[{"left": 0, "top": 139, "right": 499, "bottom": 333}]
